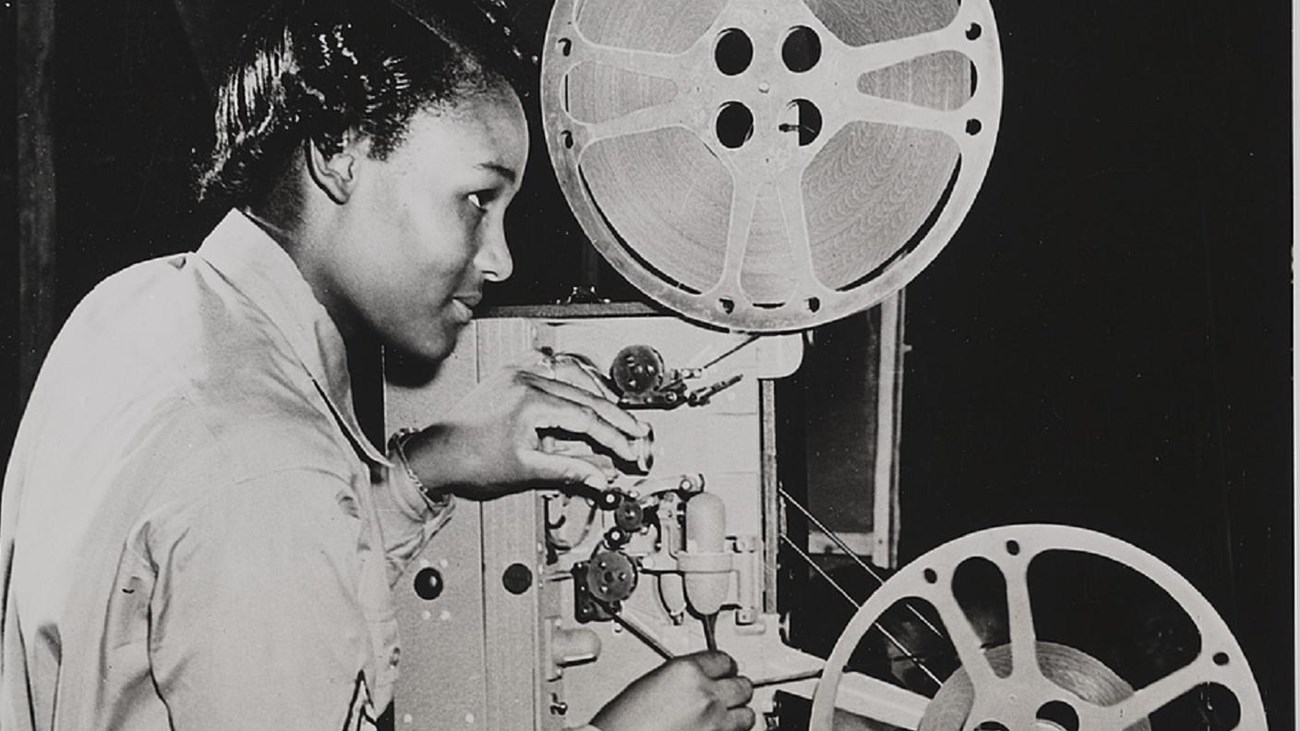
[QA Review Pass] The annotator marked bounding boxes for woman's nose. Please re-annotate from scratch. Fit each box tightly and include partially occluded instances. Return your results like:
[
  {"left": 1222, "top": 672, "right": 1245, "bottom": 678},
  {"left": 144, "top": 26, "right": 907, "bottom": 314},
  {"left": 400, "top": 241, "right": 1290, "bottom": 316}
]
[{"left": 477, "top": 227, "right": 514, "bottom": 283}]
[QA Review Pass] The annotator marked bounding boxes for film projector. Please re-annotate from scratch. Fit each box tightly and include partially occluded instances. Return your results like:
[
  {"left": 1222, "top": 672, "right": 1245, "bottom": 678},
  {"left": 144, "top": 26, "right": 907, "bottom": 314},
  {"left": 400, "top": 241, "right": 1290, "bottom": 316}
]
[{"left": 384, "top": 0, "right": 1268, "bottom": 728}]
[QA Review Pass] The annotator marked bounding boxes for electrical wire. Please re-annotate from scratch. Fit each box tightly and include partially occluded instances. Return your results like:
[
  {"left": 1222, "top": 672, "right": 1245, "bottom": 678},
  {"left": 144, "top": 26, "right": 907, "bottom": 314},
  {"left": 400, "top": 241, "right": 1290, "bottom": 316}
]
[
  {"left": 544, "top": 496, "right": 599, "bottom": 551},
  {"left": 779, "top": 487, "right": 946, "bottom": 641},
  {"left": 779, "top": 534, "right": 943, "bottom": 688}
]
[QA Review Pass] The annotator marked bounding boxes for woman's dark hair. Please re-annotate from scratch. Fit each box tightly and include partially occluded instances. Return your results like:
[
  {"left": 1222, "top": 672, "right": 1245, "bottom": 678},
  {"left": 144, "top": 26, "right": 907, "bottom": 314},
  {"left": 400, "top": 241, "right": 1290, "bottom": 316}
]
[{"left": 196, "top": 0, "right": 530, "bottom": 209}]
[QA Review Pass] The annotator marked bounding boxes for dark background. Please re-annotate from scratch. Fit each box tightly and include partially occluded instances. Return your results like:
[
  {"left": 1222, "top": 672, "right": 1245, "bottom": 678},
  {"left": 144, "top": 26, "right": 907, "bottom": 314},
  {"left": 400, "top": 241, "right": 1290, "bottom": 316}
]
[{"left": 5, "top": 0, "right": 1292, "bottom": 725}]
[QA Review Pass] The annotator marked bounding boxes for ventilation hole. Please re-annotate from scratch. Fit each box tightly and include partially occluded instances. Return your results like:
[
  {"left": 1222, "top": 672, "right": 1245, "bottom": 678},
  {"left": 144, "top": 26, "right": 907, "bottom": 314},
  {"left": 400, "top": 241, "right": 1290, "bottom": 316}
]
[
  {"left": 783, "top": 99, "right": 823, "bottom": 146},
  {"left": 1213, "top": 652, "right": 1230, "bottom": 666},
  {"left": 966, "top": 118, "right": 983, "bottom": 135},
  {"left": 715, "top": 28, "right": 753, "bottom": 76},
  {"left": 558, "top": 37, "right": 572, "bottom": 56},
  {"left": 718, "top": 298, "right": 735, "bottom": 313},
  {"left": 562, "top": 130, "right": 574, "bottom": 149},
  {"left": 1005, "top": 539, "right": 1020, "bottom": 556},
  {"left": 806, "top": 297, "right": 821, "bottom": 312},
  {"left": 1035, "top": 701, "right": 1080, "bottom": 731},
  {"left": 782, "top": 26, "right": 821, "bottom": 73},
  {"left": 923, "top": 568, "right": 938, "bottom": 584},
  {"left": 715, "top": 102, "right": 754, "bottom": 149},
  {"left": 966, "top": 23, "right": 982, "bottom": 40}
]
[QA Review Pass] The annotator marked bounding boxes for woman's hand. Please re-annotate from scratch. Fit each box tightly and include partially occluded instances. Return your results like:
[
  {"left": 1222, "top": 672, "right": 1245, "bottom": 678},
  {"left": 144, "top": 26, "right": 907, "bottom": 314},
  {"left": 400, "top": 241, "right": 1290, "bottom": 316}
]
[
  {"left": 590, "top": 651, "right": 756, "bottom": 731},
  {"left": 399, "top": 354, "right": 652, "bottom": 499}
]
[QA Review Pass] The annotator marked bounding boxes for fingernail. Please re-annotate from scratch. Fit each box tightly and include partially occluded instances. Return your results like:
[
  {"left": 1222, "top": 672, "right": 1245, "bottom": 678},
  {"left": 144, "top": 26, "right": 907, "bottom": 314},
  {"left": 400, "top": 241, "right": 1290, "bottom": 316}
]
[{"left": 635, "top": 439, "right": 654, "bottom": 473}]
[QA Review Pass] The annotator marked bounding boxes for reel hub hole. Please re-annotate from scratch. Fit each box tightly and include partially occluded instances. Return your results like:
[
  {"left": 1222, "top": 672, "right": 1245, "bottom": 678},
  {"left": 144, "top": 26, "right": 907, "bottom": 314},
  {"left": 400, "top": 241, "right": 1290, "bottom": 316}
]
[
  {"left": 782, "top": 99, "right": 823, "bottom": 146},
  {"left": 1035, "top": 701, "right": 1080, "bottom": 731},
  {"left": 782, "top": 26, "right": 821, "bottom": 73},
  {"left": 715, "top": 28, "right": 753, "bottom": 76},
  {"left": 716, "top": 102, "right": 755, "bottom": 149}
]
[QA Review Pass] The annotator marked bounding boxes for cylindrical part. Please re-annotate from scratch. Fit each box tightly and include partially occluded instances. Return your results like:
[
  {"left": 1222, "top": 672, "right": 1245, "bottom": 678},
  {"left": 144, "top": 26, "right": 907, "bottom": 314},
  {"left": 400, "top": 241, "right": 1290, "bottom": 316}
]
[
  {"left": 685, "top": 492, "right": 726, "bottom": 554},
  {"left": 683, "top": 493, "right": 729, "bottom": 616},
  {"left": 658, "top": 572, "right": 687, "bottom": 624}
]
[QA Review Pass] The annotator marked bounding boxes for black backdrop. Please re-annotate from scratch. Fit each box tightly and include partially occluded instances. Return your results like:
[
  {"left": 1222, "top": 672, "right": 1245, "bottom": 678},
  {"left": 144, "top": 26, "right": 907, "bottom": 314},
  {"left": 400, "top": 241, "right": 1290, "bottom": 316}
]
[{"left": 4, "top": 0, "right": 1292, "bottom": 724}]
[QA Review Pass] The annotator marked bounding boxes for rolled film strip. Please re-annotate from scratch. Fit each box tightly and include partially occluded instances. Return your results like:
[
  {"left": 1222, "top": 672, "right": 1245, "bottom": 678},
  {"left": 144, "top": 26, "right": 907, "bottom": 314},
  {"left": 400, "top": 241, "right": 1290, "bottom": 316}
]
[
  {"left": 808, "top": 525, "right": 1266, "bottom": 731},
  {"left": 541, "top": 0, "right": 1003, "bottom": 331}
]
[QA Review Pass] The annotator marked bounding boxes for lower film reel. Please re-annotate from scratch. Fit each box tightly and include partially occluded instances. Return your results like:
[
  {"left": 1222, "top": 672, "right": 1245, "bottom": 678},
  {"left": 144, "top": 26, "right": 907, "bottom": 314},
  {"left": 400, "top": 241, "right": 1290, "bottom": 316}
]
[
  {"left": 808, "top": 525, "right": 1266, "bottom": 731},
  {"left": 541, "top": 0, "right": 1002, "bottom": 332}
]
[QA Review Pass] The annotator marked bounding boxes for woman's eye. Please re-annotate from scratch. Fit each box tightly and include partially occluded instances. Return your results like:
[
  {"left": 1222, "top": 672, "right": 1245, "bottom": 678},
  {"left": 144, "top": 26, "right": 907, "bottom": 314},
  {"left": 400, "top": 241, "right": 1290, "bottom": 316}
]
[{"left": 467, "top": 191, "right": 492, "bottom": 212}]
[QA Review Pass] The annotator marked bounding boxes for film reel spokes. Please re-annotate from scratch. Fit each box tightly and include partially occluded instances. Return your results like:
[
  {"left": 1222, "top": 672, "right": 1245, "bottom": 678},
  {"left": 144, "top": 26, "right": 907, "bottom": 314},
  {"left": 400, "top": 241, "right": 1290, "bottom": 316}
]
[
  {"left": 541, "top": 0, "right": 1003, "bottom": 331},
  {"left": 808, "top": 525, "right": 1267, "bottom": 730}
]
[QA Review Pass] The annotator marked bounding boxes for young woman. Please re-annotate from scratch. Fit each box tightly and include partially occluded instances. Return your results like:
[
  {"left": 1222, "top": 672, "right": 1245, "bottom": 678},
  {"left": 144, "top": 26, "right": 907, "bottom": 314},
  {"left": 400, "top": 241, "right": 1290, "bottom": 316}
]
[{"left": 0, "top": 2, "right": 753, "bottom": 729}]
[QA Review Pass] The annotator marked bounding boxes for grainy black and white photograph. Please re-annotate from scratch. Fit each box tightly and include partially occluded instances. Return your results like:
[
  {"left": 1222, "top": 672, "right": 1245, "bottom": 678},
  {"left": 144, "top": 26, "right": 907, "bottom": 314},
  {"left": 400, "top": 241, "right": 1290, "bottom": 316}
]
[{"left": 3, "top": 0, "right": 1292, "bottom": 729}]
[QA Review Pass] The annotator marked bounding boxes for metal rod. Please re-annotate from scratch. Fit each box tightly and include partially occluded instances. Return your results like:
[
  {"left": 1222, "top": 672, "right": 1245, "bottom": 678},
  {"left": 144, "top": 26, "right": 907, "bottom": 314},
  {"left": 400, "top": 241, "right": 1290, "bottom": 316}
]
[
  {"left": 702, "top": 612, "right": 718, "bottom": 652},
  {"left": 752, "top": 668, "right": 825, "bottom": 688},
  {"left": 612, "top": 611, "right": 675, "bottom": 661},
  {"left": 695, "top": 334, "right": 761, "bottom": 372},
  {"left": 780, "top": 534, "right": 942, "bottom": 687},
  {"left": 779, "top": 487, "right": 945, "bottom": 640}
]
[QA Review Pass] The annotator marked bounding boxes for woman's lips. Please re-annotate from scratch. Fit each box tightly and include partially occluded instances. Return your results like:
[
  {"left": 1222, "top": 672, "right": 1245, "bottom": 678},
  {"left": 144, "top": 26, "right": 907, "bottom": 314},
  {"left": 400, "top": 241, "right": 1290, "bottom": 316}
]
[{"left": 450, "top": 295, "right": 479, "bottom": 323}]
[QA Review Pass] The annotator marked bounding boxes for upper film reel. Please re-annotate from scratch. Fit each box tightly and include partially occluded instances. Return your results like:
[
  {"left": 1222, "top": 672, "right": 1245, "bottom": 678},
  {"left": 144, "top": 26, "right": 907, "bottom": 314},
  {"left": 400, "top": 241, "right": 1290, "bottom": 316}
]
[
  {"left": 808, "top": 525, "right": 1267, "bottom": 731},
  {"left": 541, "top": 0, "right": 1003, "bottom": 331}
]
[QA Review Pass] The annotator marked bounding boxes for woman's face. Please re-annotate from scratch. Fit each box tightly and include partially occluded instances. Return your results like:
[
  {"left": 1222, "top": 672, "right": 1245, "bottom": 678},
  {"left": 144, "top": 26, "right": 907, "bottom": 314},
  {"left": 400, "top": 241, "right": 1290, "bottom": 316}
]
[{"left": 319, "top": 86, "right": 528, "bottom": 365}]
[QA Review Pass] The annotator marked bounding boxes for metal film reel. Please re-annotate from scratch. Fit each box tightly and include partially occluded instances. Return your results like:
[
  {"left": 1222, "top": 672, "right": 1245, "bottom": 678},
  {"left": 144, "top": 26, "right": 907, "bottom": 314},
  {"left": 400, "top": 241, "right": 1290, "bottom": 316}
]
[
  {"left": 541, "top": 0, "right": 1002, "bottom": 332},
  {"left": 809, "top": 525, "right": 1267, "bottom": 730}
]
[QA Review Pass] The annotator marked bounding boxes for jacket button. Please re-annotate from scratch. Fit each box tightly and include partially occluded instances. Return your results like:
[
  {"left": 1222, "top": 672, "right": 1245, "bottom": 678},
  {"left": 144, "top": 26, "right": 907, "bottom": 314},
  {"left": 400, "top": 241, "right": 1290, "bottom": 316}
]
[{"left": 413, "top": 567, "right": 444, "bottom": 600}]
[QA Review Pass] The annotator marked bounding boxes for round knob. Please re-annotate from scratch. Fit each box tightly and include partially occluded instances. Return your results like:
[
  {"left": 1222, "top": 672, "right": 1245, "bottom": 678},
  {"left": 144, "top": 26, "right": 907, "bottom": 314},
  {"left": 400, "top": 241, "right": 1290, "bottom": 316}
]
[
  {"left": 585, "top": 550, "right": 638, "bottom": 603},
  {"left": 597, "top": 489, "right": 622, "bottom": 511},
  {"left": 610, "top": 345, "right": 665, "bottom": 397},
  {"left": 413, "top": 567, "right": 444, "bottom": 601},
  {"left": 503, "top": 562, "right": 534, "bottom": 595},
  {"left": 614, "top": 496, "right": 645, "bottom": 532}
]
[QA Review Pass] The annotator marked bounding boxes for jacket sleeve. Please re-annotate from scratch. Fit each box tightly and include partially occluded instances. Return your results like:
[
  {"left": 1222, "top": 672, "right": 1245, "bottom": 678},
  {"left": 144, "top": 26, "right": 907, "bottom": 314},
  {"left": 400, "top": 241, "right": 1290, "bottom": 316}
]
[
  {"left": 148, "top": 467, "right": 384, "bottom": 731},
  {"left": 371, "top": 444, "right": 456, "bottom": 587}
]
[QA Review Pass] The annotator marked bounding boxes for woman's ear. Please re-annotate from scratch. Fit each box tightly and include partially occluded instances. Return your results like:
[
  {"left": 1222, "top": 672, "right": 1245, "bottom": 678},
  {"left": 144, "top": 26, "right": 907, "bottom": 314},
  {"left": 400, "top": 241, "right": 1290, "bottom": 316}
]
[{"left": 305, "top": 132, "right": 367, "bottom": 204}]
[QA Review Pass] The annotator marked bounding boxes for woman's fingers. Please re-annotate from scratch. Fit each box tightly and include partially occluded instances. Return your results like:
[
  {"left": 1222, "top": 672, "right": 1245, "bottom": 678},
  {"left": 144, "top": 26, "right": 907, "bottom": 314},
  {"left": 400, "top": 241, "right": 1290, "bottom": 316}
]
[
  {"left": 518, "top": 370, "right": 648, "bottom": 437},
  {"left": 540, "top": 446, "right": 620, "bottom": 479},
  {"left": 685, "top": 650, "right": 740, "bottom": 680},
  {"left": 713, "top": 676, "right": 754, "bottom": 709},
  {"left": 523, "top": 389, "right": 642, "bottom": 464},
  {"left": 524, "top": 450, "right": 611, "bottom": 491},
  {"left": 721, "top": 707, "right": 757, "bottom": 731},
  {"left": 516, "top": 371, "right": 652, "bottom": 465},
  {"left": 547, "top": 352, "right": 619, "bottom": 401}
]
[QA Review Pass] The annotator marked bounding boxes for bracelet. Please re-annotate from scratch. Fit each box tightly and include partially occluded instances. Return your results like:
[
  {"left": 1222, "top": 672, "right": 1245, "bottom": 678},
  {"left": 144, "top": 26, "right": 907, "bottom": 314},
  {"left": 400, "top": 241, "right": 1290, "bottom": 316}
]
[{"left": 388, "top": 428, "right": 452, "bottom": 506}]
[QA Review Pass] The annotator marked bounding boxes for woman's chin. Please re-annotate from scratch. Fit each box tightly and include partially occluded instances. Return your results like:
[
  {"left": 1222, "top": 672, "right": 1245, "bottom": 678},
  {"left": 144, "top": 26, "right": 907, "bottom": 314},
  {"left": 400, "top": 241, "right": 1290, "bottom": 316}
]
[{"left": 383, "top": 336, "right": 456, "bottom": 387}]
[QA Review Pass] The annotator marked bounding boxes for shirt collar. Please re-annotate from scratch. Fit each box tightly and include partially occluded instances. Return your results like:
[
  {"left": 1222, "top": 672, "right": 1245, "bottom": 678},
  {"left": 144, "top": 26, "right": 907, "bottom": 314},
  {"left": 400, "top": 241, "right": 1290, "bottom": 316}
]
[{"left": 196, "top": 209, "right": 391, "bottom": 467}]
